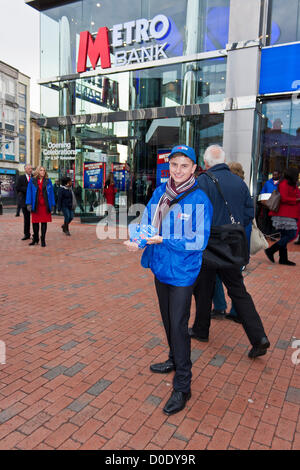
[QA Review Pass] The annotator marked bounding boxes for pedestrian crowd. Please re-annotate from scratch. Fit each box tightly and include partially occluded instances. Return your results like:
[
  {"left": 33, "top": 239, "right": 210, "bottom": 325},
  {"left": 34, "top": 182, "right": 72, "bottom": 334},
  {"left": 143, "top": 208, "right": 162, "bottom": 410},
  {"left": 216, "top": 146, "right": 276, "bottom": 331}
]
[{"left": 13, "top": 145, "right": 299, "bottom": 417}]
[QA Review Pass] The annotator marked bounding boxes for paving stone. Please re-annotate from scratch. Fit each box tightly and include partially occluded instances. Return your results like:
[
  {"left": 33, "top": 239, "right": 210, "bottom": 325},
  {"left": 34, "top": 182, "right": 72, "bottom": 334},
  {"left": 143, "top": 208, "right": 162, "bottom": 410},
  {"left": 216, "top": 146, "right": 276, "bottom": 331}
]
[
  {"left": 60, "top": 341, "right": 79, "bottom": 351},
  {"left": 86, "top": 379, "right": 112, "bottom": 396},
  {"left": 191, "top": 349, "right": 203, "bottom": 363},
  {"left": 83, "top": 311, "right": 99, "bottom": 319},
  {"left": 146, "top": 395, "right": 162, "bottom": 406},
  {"left": 63, "top": 362, "right": 87, "bottom": 377},
  {"left": 285, "top": 387, "right": 300, "bottom": 405},
  {"left": 275, "top": 340, "right": 290, "bottom": 350},
  {"left": 209, "top": 355, "right": 227, "bottom": 367},
  {"left": 42, "top": 366, "right": 68, "bottom": 380},
  {"left": 144, "top": 337, "right": 161, "bottom": 349}
]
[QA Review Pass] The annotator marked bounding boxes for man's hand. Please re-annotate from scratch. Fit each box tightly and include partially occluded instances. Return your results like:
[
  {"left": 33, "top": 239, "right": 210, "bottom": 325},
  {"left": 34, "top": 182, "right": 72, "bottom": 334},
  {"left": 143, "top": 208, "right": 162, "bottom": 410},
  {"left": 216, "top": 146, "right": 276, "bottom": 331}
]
[
  {"left": 146, "top": 235, "right": 163, "bottom": 245},
  {"left": 124, "top": 240, "right": 139, "bottom": 252}
]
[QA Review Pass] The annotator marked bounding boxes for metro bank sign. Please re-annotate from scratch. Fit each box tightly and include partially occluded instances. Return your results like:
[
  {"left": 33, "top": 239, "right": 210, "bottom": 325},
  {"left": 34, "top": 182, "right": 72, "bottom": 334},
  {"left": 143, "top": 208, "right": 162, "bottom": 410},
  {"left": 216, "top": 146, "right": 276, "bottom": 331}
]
[{"left": 77, "top": 14, "right": 171, "bottom": 73}]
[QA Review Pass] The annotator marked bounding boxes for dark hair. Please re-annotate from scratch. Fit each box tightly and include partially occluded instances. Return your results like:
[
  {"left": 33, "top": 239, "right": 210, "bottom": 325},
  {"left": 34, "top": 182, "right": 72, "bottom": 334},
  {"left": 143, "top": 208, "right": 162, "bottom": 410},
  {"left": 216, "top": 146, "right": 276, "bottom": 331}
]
[
  {"left": 283, "top": 167, "right": 299, "bottom": 186},
  {"left": 61, "top": 176, "right": 72, "bottom": 186}
]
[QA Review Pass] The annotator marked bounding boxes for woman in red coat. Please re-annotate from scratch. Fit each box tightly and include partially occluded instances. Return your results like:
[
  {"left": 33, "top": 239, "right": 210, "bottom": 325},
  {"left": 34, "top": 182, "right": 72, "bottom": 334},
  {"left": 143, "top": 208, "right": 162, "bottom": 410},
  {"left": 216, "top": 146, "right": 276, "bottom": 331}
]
[
  {"left": 104, "top": 179, "right": 117, "bottom": 206},
  {"left": 265, "top": 167, "right": 300, "bottom": 265},
  {"left": 27, "top": 166, "right": 55, "bottom": 247}
]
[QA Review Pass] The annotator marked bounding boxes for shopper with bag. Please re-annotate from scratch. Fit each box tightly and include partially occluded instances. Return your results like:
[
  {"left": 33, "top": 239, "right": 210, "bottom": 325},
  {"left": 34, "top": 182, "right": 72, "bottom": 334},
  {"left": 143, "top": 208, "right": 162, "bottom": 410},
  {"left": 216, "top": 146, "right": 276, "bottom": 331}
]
[
  {"left": 190, "top": 145, "right": 270, "bottom": 359},
  {"left": 264, "top": 167, "right": 299, "bottom": 265},
  {"left": 124, "top": 145, "right": 213, "bottom": 415}
]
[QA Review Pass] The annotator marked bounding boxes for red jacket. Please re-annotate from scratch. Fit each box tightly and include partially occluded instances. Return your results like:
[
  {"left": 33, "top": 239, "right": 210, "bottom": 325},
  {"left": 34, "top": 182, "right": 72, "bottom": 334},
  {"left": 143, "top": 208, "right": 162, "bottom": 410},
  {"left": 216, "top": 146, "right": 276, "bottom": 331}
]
[
  {"left": 104, "top": 184, "right": 117, "bottom": 205},
  {"left": 269, "top": 179, "right": 299, "bottom": 219}
]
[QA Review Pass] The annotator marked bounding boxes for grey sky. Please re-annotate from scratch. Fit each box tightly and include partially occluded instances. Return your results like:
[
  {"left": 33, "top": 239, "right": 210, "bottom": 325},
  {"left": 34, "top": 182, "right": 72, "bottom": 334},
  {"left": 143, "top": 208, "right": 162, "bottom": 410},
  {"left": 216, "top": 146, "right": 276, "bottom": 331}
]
[{"left": 0, "top": 0, "right": 40, "bottom": 112}]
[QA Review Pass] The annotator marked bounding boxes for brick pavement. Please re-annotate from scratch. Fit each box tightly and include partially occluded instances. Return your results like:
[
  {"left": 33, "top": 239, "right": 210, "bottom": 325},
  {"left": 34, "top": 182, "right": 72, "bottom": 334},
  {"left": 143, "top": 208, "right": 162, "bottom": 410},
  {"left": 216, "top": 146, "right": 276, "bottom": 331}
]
[{"left": 0, "top": 213, "right": 299, "bottom": 450}]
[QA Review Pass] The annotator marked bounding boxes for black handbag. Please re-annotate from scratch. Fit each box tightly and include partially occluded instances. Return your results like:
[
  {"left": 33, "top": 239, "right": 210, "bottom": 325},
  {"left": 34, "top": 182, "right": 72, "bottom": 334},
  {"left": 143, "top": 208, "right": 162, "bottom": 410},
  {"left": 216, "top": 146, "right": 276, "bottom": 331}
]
[{"left": 202, "top": 172, "right": 249, "bottom": 269}]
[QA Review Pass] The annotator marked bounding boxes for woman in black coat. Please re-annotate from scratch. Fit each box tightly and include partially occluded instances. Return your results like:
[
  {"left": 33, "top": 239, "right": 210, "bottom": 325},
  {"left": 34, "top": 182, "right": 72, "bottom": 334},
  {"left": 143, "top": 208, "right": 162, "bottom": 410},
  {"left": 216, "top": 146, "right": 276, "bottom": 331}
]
[{"left": 57, "top": 177, "right": 76, "bottom": 236}]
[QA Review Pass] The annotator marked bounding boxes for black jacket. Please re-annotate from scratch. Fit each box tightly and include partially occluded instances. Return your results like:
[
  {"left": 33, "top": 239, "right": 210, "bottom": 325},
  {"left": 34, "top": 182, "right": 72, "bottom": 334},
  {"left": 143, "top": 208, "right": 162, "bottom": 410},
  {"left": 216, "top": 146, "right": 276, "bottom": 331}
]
[
  {"left": 57, "top": 186, "right": 73, "bottom": 211},
  {"left": 197, "top": 164, "right": 254, "bottom": 227},
  {"left": 15, "top": 174, "right": 30, "bottom": 208}
]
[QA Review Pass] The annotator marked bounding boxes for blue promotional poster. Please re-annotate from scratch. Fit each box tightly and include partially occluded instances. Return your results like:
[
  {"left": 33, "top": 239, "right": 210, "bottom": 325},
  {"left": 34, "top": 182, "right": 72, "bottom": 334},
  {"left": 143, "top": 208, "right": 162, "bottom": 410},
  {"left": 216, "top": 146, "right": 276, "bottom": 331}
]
[
  {"left": 83, "top": 162, "right": 105, "bottom": 189},
  {"left": 113, "top": 163, "right": 130, "bottom": 191},
  {"left": 156, "top": 150, "right": 171, "bottom": 186}
]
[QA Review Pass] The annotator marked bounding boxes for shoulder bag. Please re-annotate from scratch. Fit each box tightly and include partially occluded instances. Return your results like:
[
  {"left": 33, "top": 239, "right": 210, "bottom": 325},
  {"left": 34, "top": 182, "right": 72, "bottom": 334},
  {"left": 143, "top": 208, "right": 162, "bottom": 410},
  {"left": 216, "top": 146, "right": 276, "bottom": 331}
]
[
  {"left": 202, "top": 172, "right": 249, "bottom": 269},
  {"left": 264, "top": 189, "right": 280, "bottom": 212},
  {"left": 250, "top": 218, "right": 269, "bottom": 255}
]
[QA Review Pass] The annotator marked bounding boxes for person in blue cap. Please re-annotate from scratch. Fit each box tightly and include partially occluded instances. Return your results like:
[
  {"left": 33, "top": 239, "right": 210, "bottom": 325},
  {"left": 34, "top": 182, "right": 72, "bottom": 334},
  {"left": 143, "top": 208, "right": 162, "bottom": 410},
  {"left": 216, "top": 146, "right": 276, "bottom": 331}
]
[{"left": 124, "top": 145, "right": 213, "bottom": 416}]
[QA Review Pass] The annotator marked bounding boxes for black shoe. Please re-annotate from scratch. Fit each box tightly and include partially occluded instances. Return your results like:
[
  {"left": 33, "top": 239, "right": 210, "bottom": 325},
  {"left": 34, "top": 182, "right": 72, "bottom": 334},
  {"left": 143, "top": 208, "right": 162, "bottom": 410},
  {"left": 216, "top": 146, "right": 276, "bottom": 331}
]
[
  {"left": 211, "top": 309, "right": 226, "bottom": 319},
  {"left": 150, "top": 359, "right": 175, "bottom": 374},
  {"left": 248, "top": 337, "right": 270, "bottom": 359},
  {"left": 279, "top": 247, "right": 296, "bottom": 266},
  {"left": 226, "top": 314, "right": 242, "bottom": 324},
  {"left": 29, "top": 239, "right": 39, "bottom": 246},
  {"left": 21, "top": 236, "right": 30, "bottom": 240},
  {"left": 265, "top": 242, "right": 280, "bottom": 263},
  {"left": 188, "top": 328, "right": 209, "bottom": 342},
  {"left": 41, "top": 240, "right": 46, "bottom": 247},
  {"left": 294, "top": 239, "right": 300, "bottom": 245},
  {"left": 163, "top": 390, "right": 191, "bottom": 416},
  {"left": 15, "top": 214, "right": 20, "bottom": 217}
]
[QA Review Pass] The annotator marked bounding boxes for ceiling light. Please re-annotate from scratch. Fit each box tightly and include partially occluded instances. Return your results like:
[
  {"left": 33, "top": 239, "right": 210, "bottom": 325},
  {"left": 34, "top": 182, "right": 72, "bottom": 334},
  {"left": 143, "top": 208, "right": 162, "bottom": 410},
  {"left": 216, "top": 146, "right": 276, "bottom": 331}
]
[{"left": 96, "top": 3, "right": 101, "bottom": 6}]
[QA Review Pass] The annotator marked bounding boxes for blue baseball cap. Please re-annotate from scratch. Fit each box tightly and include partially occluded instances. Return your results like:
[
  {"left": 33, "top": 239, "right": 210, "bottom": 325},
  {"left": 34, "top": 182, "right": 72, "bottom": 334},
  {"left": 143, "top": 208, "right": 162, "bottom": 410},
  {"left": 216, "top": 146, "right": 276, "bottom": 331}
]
[{"left": 168, "top": 145, "right": 197, "bottom": 164}]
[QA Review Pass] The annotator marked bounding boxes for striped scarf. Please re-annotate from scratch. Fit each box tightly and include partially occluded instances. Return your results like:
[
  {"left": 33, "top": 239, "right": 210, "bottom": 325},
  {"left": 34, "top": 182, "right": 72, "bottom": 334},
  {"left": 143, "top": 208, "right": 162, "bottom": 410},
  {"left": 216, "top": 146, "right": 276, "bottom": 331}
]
[{"left": 152, "top": 175, "right": 196, "bottom": 230}]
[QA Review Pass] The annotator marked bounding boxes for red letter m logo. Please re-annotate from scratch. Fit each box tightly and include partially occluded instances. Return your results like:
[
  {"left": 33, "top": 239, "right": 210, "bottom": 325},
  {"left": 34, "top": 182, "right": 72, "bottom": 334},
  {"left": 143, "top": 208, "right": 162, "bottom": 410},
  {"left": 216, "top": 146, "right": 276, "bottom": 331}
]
[{"left": 77, "top": 27, "right": 111, "bottom": 73}]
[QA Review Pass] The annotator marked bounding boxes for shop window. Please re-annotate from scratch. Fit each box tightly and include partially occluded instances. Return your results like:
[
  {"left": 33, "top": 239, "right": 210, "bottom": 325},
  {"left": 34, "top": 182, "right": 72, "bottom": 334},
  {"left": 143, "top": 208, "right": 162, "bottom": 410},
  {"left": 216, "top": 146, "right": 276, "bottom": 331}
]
[{"left": 268, "top": 0, "right": 300, "bottom": 45}]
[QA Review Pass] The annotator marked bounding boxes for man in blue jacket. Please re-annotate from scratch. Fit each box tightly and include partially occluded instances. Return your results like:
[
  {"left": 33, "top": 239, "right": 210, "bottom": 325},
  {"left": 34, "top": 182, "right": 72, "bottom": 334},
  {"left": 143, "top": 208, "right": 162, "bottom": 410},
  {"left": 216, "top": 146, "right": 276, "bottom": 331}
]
[
  {"left": 125, "top": 145, "right": 213, "bottom": 415},
  {"left": 190, "top": 145, "right": 270, "bottom": 359}
]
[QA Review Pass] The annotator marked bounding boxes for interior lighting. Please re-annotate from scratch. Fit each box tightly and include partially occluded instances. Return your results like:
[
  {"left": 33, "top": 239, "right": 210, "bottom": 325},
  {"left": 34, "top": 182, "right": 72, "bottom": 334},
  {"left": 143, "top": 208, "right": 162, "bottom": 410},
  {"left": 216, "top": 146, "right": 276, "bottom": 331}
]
[
  {"left": 96, "top": 3, "right": 101, "bottom": 6},
  {"left": 91, "top": 21, "right": 95, "bottom": 26}
]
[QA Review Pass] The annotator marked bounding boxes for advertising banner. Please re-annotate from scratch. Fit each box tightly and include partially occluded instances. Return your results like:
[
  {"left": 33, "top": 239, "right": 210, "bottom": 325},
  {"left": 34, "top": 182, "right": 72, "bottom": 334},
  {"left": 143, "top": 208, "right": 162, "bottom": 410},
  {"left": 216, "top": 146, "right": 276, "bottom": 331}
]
[
  {"left": 0, "top": 169, "right": 17, "bottom": 198},
  {"left": 156, "top": 150, "right": 170, "bottom": 186},
  {"left": 113, "top": 163, "right": 130, "bottom": 191},
  {"left": 83, "top": 162, "right": 105, "bottom": 189}
]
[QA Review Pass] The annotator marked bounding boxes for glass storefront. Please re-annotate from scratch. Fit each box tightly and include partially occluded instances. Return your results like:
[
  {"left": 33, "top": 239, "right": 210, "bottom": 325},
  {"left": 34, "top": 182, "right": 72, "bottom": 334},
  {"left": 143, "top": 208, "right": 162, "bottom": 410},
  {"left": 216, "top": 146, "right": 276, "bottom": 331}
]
[
  {"left": 256, "top": 98, "right": 300, "bottom": 193},
  {"left": 38, "top": 0, "right": 228, "bottom": 215},
  {"left": 268, "top": 0, "right": 300, "bottom": 46}
]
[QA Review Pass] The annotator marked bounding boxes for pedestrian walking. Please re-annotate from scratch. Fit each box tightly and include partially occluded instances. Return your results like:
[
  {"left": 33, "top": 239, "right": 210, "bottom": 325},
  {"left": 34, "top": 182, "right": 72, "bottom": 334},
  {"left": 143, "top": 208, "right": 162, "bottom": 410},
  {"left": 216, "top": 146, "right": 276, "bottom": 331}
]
[
  {"left": 124, "top": 145, "right": 213, "bottom": 415},
  {"left": 74, "top": 184, "right": 84, "bottom": 212},
  {"left": 104, "top": 175, "right": 117, "bottom": 206},
  {"left": 57, "top": 176, "right": 76, "bottom": 236},
  {"left": 25, "top": 166, "right": 55, "bottom": 247},
  {"left": 265, "top": 167, "right": 300, "bottom": 265},
  {"left": 190, "top": 145, "right": 270, "bottom": 359},
  {"left": 53, "top": 180, "right": 60, "bottom": 214},
  {"left": 15, "top": 164, "right": 33, "bottom": 240},
  {"left": 257, "top": 170, "right": 281, "bottom": 237},
  {"left": 211, "top": 162, "right": 251, "bottom": 324}
]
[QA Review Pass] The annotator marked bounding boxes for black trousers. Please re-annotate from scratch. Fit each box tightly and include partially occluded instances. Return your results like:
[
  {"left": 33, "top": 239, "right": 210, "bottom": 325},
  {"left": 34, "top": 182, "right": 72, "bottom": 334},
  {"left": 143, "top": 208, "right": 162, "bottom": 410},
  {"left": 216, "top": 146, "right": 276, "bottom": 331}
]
[
  {"left": 32, "top": 223, "right": 47, "bottom": 242},
  {"left": 154, "top": 277, "right": 194, "bottom": 393},
  {"left": 22, "top": 206, "right": 31, "bottom": 237},
  {"left": 192, "top": 262, "right": 267, "bottom": 347}
]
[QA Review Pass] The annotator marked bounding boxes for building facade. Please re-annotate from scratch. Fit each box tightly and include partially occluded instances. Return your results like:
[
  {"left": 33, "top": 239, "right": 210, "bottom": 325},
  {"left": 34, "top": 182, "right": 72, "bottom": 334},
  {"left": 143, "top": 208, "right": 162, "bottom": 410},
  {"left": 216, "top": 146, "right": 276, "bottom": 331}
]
[
  {"left": 27, "top": 0, "right": 300, "bottom": 212},
  {"left": 0, "top": 61, "right": 31, "bottom": 203}
]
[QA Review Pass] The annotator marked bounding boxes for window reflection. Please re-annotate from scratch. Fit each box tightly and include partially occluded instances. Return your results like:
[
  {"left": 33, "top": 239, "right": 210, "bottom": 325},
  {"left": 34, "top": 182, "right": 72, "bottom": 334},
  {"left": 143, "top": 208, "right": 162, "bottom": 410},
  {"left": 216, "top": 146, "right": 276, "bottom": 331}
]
[{"left": 258, "top": 99, "right": 300, "bottom": 192}]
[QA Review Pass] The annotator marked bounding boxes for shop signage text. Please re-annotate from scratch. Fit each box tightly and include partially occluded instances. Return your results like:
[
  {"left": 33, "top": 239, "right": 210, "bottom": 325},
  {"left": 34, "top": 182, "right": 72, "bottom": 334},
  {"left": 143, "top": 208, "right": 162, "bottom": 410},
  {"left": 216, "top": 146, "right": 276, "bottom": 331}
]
[
  {"left": 43, "top": 143, "right": 76, "bottom": 161},
  {"left": 77, "top": 14, "right": 170, "bottom": 73}
]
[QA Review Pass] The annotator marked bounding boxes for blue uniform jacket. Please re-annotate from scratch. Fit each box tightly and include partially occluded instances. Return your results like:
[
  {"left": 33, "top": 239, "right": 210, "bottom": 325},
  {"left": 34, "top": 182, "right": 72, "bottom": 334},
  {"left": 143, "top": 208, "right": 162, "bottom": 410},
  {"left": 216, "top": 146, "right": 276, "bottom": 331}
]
[
  {"left": 26, "top": 177, "right": 56, "bottom": 213},
  {"left": 139, "top": 182, "right": 213, "bottom": 287},
  {"left": 260, "top": 178, "right": 279, "bottom": 195}
]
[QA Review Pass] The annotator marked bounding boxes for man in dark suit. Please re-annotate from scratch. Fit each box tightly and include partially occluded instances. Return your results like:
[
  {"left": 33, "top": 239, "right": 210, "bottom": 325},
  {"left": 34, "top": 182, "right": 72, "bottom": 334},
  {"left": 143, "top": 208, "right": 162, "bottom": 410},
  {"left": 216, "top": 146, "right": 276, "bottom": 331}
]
[
  {"left": 190, "top": 145, "right": 270, "bottom": 359},
  {"left": 15, "top": 164, "right": 33, "bottom": 240}
]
